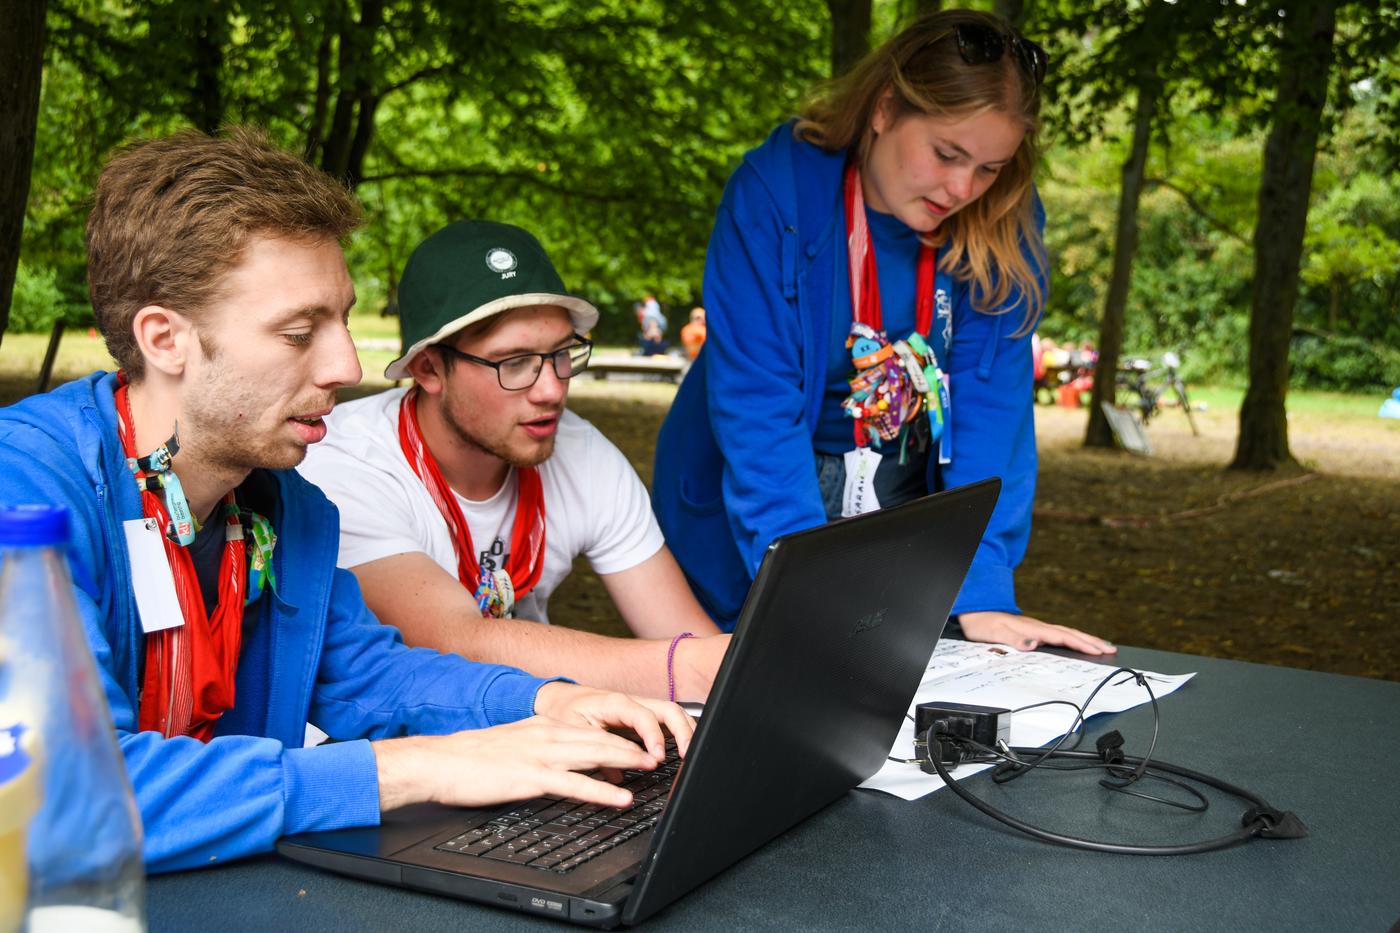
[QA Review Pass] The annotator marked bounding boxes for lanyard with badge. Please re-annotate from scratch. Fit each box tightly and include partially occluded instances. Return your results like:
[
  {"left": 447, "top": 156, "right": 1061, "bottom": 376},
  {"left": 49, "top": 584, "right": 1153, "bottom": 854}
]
[
  {"left": 114, "top": 377, "right": 277, "bottom": 740},
  {"left": 397, "top": 388, "right": 546, "bottom": 618},
  {"left": 840, "top": 161, "right": 953, "bottom": 517}
]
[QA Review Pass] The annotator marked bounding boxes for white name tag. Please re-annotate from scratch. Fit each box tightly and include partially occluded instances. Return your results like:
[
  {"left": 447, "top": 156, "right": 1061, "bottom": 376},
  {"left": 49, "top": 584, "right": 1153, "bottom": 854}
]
[
  {"left": 841, "top": 447, "right": 883, "bottom": 518},
  {"left": 939, "top": 372, "right": 952, "bottom": 466},
  {"left": 122, "top": 518, "right": 184, "bottom": 634}
]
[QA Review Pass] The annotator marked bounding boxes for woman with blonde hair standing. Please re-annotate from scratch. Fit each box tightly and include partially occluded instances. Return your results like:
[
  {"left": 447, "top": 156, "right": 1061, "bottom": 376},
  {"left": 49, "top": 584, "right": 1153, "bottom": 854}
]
[{"left": 653, "top": 9, "right": 1114, "bottom": 654}]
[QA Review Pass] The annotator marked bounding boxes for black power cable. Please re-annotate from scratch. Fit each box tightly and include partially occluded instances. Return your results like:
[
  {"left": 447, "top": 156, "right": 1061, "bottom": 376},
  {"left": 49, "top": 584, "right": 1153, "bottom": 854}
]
[
  {"left": 897, "top": 666, "right": 1308, "bottom": 855},
  {"left": 925, "top": 740, "right": 1306, "bottom": 855}
]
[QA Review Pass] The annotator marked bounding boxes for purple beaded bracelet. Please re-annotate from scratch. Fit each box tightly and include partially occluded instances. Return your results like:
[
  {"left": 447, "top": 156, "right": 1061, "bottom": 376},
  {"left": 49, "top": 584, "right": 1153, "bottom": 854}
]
[{"left": 666, "top": 632, "right": 695, "bottom": 702}]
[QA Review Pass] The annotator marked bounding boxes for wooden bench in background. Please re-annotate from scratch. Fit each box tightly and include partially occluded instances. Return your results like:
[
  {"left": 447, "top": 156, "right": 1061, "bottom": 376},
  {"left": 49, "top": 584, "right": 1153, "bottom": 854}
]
[{"left": 587, "top": 353, "right": 687, "bottom": 383}]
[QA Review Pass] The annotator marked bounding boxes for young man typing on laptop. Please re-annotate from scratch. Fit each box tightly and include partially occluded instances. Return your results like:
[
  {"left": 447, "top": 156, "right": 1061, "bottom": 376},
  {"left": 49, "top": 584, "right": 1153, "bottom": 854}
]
[
  {"left": 299, "top": 221, "right": 729, "bottom": 702},
  {"left": 0, "top": 129, "right": 691, "bottom": 874}
]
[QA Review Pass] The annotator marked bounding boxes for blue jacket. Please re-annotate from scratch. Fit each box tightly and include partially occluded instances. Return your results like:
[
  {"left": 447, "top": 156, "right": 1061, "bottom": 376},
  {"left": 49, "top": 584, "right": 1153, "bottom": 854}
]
[
  {"left": 653, "top": 124, "right": 1042, "bottom": 628},
  {"left": 0, "top": 372, "right": 550, "bottom": 872}
]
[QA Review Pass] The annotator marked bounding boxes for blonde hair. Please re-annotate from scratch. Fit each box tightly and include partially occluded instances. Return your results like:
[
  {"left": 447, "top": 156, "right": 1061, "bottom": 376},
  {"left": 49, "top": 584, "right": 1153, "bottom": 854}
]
[{"left": 795, "top": 9, "right": 1046, "bottom": 332}]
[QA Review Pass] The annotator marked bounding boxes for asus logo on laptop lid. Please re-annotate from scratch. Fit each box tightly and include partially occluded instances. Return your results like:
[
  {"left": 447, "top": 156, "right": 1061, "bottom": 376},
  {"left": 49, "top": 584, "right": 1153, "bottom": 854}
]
[{"left": 850, "top": 608, "right": 886, "bottom": 636}]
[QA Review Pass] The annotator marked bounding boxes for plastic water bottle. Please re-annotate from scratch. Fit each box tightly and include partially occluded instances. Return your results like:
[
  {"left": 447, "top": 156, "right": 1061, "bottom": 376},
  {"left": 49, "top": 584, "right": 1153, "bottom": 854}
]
[{"left": 0, "top": 505, "right": 145, "bottom": 932}]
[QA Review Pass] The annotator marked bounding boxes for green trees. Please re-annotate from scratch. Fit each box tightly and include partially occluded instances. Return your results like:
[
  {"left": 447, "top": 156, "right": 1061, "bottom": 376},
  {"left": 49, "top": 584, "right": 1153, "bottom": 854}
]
[
  {"left": 1038, "top": 0, "right": 1224, "bottom": 449},
  {"left": 1034, "top": 0, "right": 1398, "bottom": 468},
  {"left": 6, "top": 0, "right": 1398, "bottom": 430},
  {"left": 16, "top": 0, "right": 827, "bottom": 334}
]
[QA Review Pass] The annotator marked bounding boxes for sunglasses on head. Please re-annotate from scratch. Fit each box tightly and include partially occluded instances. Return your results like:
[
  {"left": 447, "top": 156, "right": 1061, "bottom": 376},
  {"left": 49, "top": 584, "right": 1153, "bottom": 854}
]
[{"left": 953, "top": 22, "right": 1048, "bottom": 86}]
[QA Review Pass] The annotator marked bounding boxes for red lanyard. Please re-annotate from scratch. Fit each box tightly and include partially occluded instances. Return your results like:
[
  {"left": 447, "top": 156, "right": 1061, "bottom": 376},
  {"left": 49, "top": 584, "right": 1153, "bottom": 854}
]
[
  {"left": 397, "top": 388, "right": 546, "bottom": 616},
  {"left": 115, "top": 380, "right": 246, "bottom": 741},
  {"left": 844, "top": 160, "right": 936, "bottom": 336}
]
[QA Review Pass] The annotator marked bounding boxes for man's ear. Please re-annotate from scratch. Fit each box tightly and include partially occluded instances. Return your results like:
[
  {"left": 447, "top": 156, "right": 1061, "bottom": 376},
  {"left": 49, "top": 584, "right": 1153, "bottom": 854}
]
[
  {"left": 131, "top": 305, "right": 196, "bottom": 378},
  {"left": 406, "top": 348, "right": 448, "bottom": 395}
]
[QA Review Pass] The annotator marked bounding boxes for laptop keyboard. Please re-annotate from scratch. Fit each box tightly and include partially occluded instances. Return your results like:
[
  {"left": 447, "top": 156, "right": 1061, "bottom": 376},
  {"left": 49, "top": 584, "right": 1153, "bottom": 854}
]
[{"left": 434, "top": 747, "right": 680, "bottom": 874}]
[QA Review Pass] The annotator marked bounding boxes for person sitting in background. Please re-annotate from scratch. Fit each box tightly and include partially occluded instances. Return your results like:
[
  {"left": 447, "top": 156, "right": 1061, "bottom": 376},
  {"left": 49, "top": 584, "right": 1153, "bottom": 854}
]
[
  {"left": 1040, "top": 337, "right": 1070, "bottom": 371},
  {"left": 680, "top": 307, "right": 708, "bottom": 359},
  {"left": 1077, "top": 339, "right": 1098, "bottom": 370},
  {"left": 640, "top": 294, "right": 667, "bottom": 332},
  {"left": 0, "top": 128, "right": 692, "bottom": 874},
  {"left": 299, "top": 220, "right": 728, "bottom": 702},
  {"left": 1059, "top": 338, "right": 1097, "bottom": 408},
  {"left": 639, "top": 316, "right": 669, "bottom": 356}
]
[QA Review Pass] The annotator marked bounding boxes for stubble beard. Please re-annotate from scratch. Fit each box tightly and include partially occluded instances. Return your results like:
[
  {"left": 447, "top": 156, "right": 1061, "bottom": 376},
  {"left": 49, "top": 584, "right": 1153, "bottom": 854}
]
[
  {"left": 439, "top": 392, "right": 558, "bottom": 471},
  {"left": 181, "top": 368, "right": 324, "bottom": 476}
]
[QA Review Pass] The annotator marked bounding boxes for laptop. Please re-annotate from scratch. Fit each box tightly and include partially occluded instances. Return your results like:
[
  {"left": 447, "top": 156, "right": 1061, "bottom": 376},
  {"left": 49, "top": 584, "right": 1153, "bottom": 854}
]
[{"left": 278, "top": 477, "right": 1000, "bottom": 927}]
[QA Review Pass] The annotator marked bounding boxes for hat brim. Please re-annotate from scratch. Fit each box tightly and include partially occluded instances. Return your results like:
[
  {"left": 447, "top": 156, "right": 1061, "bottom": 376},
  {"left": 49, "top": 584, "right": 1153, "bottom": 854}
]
[{"left": 384, "top": 293, "right": 601, "bottom": 381}]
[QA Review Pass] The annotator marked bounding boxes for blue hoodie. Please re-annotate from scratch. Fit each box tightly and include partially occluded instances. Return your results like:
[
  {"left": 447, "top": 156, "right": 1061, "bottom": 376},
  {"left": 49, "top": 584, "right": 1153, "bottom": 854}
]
[
  {"left": 0, "top": 372, "right": 550, "bottom": 872},
  {"left": 653, "top": 124, "right": 1042, "bottom": 627}
]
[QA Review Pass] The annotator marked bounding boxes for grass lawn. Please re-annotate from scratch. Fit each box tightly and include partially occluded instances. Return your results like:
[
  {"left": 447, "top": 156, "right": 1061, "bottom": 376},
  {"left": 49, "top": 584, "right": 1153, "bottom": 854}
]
[
  {"left": 1187, "top": 384, "right": 1392, "bottom": 421},
  {"left": 0, "top": 309, "right": 405, "bottom": 397},
  {"left": 2, "top": 320, "right": 1395, "bottom": 426},
  {"left": 4, "top": 321, "right": 1397, "bottom": 681}
]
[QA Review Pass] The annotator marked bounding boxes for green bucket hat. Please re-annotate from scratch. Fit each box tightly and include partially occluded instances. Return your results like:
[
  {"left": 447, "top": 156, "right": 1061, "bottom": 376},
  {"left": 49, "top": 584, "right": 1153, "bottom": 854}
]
[{"left": 384, "top": 220, "right": 600, "bottom": 380}]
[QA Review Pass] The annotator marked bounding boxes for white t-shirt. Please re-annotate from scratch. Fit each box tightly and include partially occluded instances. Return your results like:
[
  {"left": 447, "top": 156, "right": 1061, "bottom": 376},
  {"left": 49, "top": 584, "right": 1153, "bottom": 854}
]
[{"left": 298, "top": 387, "right": 664, "bottom": 624}]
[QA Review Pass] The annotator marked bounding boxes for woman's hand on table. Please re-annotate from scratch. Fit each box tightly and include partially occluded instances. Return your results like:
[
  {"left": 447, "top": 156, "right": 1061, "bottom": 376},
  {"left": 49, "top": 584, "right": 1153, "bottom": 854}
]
[{"left": 958, "top": 610, "right": 1117, "bottom": 656}]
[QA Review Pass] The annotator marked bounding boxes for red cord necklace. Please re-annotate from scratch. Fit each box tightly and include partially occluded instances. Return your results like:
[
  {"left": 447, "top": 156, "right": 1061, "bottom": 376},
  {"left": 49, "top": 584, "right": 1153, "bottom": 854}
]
[
  {"left": 116, "top": 378, "right": 246, "bottom": 740},
  {"left": 397, "top": 388, "right": 546, "bottom": 618}
]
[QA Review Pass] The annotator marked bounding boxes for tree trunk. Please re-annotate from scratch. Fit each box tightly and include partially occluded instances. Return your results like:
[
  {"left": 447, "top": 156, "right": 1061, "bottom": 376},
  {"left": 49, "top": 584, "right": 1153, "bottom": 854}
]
[
  {"left": 1231, "top": 0, "right": 1337, "bottom": 471},
  {"left": 321, "top": 0, "right": 383, "bottom": 186},
  {"left": 34, "top": 319, "right": 65, "bottom": 394},
  {"left": 304, "top": 18, "right": 335, "bottom": 163},
  {"left": 321, "top": 14, "right": 359, "bottom": 183},
  {"left": 188, "top": 4, "right": 226, "bottom": 134},
  {"left": 826, "top": 0, "right": 871, "bottom": 78},
  {"left": 0, "top": 0, "right": 48, "bottom": 348},
  {"left": 344, "top": 93, "right": 379, "bottom": 189},
  {"left": 1084, "top": 73, "right": 1161, "bottom": 449},
  {"left": 994, "top": 0, "right": 1024, "bottom": 25}
]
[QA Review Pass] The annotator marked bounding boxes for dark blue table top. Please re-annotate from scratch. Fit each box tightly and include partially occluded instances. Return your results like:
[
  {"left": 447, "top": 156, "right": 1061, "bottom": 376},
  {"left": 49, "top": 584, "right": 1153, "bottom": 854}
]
[{"left": 148, "top": 646, "right": 1400, "bottom": 932}]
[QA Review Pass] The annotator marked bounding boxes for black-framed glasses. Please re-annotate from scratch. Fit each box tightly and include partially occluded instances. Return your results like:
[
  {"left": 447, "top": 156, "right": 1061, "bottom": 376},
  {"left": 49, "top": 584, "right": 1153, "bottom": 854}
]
[
  {"left": 954, "top": 22, "right": 1048, "bottom": 87},
  {"left": 435, "top": 337, "right": 593, "bottom": 390}
]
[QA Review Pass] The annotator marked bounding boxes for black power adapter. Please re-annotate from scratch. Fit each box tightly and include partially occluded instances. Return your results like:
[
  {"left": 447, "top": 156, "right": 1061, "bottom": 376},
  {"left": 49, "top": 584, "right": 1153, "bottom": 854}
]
[
  {"left": 913, "top": 702, "right": 1011, "bottom": 773},
  {"left": 901, "top": 668, "right": 1308, "bottom": 857}
]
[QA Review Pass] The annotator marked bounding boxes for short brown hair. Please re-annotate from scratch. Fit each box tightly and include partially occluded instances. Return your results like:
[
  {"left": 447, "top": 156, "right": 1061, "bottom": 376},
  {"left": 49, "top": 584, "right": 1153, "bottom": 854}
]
[{"left": 86, "top": 126, "right": 364, "bottom": 378}]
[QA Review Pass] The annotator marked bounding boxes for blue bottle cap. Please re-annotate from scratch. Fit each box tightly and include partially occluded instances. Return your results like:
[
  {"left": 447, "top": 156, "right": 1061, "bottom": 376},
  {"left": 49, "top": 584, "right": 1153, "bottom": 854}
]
[{"left": 0, "top": 504, "right": 72, "bottom": 547}]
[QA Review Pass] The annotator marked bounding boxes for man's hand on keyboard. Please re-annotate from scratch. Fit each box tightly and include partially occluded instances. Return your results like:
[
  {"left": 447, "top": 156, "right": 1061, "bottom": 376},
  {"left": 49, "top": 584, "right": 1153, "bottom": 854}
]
[
  {"left": 373, "top": 714, "right": 673, "bottom": 812},
  {"left": 532, "top": 682, "right": 695, "bottom": 761},
  {"left": 371, "top": 685, "right": 693, "bottom": 813}
]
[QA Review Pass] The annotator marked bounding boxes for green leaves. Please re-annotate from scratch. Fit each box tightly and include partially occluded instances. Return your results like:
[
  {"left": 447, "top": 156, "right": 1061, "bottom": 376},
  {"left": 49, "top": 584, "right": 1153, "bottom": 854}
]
[
  {"left": 7, "top": 261, "right": 89, "bottom": 333},
  {"left": 26, "top": 0, "right": 827, "bottom": 326},
  {"left": 15, "top": 0, "right": 1399, "bottom": 392},
  {"left": 1030, "top": 0, "right": 1400, "bottom": 395}
]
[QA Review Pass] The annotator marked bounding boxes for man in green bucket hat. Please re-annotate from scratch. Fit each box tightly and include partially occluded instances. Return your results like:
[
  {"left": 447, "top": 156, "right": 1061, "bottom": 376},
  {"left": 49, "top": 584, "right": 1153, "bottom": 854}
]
[
  {"left": 301, "top": 221, "right": 728, "bottom": 702},
  {"left": 1, "top": 131, "right": 694, "bottom": 873}
]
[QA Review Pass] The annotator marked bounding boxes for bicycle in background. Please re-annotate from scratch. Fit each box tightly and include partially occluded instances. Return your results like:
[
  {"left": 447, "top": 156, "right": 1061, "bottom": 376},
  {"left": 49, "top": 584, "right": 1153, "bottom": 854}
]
[{"left": 1115, "top": 351, "right": 1201, "bottom": 437}]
